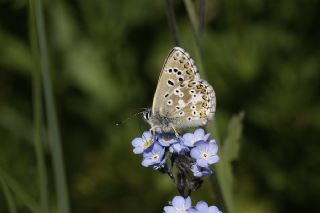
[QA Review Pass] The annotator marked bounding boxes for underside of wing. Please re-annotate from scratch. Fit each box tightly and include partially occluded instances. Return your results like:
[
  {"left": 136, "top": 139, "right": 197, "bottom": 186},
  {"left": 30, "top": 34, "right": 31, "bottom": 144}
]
[
  {"left": 152, "top": 47, "right": 200, "bottom": 115},
  {"left": 164, "top": 79, "right": 216, "bottom": 129}
]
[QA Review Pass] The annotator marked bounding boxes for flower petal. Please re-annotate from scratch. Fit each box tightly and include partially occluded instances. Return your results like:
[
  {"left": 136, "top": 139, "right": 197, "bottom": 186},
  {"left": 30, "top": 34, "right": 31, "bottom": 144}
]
[
  {"left": 197, "top": 158, "right": 209, "bottom": 168},
  {"left": 204, "top": 133, "right": 211, "bottom": 141},
  {"left": 201, "top": 167, "right": 213, "bottom": 176},
  {"left": 208, "top": 206, "right": 221, "bottom": 213},
  {"left": 208, "top": 143, "right": 218, "bottom": 154},
  {"left": 163, "top": 206, "right": 177, "bottom": 213},
  {"left": 171, "top": 196, "right": 186, "bottom": 209},
  {"left": 209, "top": 139, "right": 216, "bottom": 144},
  {"left": 153, "top": 143, "right": 164, "bottom": 153},
  {"left": 190, "top": 147, "right": 201, "bottom": 159},
  {"left": 194, "top": 128, "right": 205, "bottom": 140},
  {"left": 185, "top": 196, "right": 192, "bottom": 209},
  {"left": 183, "top": 133, "right": 195, "bottom": 147},
  {"left": 142, "top": 131, "right": 152, "bottom": 141},
  {"left": 141, "top": 158, "right": 153, "bottom": 167},
  {"left": 195, "top": 201, "right": 209, "bottom": 211},
  {"left": 131, "top": 138, "right": 143, "bottom": 147},
  {"left": 133, "top": 147, "right": 144, "bottom": 154},
  {"left": 187, "top": 208, "right": 198, "bottom": 213},
  {"left": 208, "top": 155, "right": 219, "bottom": 165}
]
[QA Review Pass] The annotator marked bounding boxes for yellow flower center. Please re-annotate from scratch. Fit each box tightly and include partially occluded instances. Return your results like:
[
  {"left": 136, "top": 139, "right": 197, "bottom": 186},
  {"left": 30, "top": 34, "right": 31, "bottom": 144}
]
[
  {"left": 201, "top": 152, "right": 208, "bottom": 159},
  {"left": 143, "top": 140, "right": 152, "bottom": 148}
]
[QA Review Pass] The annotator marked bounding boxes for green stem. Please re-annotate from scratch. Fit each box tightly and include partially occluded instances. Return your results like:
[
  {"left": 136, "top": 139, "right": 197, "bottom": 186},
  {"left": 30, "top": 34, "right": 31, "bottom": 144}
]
[
  {"left": 29, "top": 0, "right": 50, "bottom": 212},
  {"left": 183, "top": 0, "right": 200, "bottom": 44},
  {"left": 31, "top": 0, "right": 70, "bottom": 212},
  {"left": 198, "top": 0, "right": 206, "bottom": 42},
  {"left": 183, "top": 0, "right": 205, "bottom": 78},
  {"left": 164, "top": 0, "right": 180, "bottom": 46}
]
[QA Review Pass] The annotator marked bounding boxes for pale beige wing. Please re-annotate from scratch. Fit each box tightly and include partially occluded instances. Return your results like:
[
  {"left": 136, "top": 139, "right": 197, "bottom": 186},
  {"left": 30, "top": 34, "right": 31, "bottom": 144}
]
[
  {"left": 164, "top": 79, "right": 216, "bottom": 129},
  {"left": 152, "top": 47, "right": 200, "bottom": 116}
]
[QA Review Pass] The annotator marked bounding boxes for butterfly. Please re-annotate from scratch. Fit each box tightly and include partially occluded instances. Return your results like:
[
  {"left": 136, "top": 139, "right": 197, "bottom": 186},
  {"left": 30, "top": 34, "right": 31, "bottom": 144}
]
[{"left": 143, "top": 47, "right": 216, "bottom": 134}]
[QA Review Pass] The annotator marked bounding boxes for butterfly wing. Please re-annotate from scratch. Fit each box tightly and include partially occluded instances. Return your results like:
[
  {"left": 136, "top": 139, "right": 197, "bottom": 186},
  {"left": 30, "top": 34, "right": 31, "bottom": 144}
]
[
  {"left": 152, "top": 47, "right": 200, "bottom": 116},
  {"left": 152, "top": 47, "right": 216, "bottom": 129},
  {"left": 166, "top": 79, "right": 216, "bottom": 129}
]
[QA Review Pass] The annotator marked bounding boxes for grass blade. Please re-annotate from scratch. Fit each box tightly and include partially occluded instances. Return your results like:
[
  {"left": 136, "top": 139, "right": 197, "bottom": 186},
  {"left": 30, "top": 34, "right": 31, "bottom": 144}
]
[
  {"left": 31, "top": 0, "right": 70, "bottom": 212},
  {"left": 183, "top": 0, "right": 200, "bottom": 45},
  {"left": 29, "top": 0, "right": 50, "bottom": 212},
  {"left": 183, "top": 0, "right": 205, "bottom": 78},
  {"left": 198, "top": 0, "right": 206, "bottom": 42},
  {"left": 164, "top": 0, "right": 180, "bottom": 46}
]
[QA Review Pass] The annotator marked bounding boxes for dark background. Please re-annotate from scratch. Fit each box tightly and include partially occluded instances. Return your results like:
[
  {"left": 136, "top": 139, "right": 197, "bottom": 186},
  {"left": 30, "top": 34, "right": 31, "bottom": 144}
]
[{"left": 0, "top": 0, "right": 319, "bottom": 212}]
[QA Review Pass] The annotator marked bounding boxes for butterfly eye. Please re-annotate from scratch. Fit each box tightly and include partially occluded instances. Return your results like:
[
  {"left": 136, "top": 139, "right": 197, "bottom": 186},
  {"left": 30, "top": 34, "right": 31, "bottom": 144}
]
[{"left": 143, "top": 111, "right": 150, "bottom": 120}]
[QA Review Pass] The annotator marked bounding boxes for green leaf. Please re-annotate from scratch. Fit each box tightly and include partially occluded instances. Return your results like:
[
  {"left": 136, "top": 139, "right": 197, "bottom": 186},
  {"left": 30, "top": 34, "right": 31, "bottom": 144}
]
[
  {"left": 30, "top": 0, "right": 70, "bottom": 212},
  {"left": 216, "top": 112, "right": 244, "bottom": 213}
]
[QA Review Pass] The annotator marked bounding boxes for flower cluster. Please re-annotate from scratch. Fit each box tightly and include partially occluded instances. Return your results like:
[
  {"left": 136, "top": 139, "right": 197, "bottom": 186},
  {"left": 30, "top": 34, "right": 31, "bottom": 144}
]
[
  {"left": 131, "top": 128, "right": 219, "bottom": 177},
  {"left": 132, "top": 128, "right": 221, "bottom": 212},
  {"left": 163, "top": 196, "right": 222, "bottom": 213}
]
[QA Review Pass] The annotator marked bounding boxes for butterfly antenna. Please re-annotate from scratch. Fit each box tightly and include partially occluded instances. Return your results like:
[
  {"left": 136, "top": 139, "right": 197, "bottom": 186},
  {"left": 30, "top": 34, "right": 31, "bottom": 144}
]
[{"left": 116, "top": 111, "right": 144, "bottom": 126}]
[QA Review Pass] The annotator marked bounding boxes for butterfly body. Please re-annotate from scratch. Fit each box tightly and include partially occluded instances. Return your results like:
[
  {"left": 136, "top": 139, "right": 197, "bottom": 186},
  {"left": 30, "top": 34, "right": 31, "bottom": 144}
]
[{"left": 144, "top": 47, "right": 216, "bottom": 133}]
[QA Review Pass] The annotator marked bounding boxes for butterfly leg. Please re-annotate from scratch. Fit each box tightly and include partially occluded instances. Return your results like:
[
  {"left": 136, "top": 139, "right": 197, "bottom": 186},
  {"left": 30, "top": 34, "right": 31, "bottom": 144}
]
[
  {"left": 149, "top": 126, "right": 159, "bottom": 142},
  {"left": 170, "top": 124, "right": 180, "bottom": 137}
]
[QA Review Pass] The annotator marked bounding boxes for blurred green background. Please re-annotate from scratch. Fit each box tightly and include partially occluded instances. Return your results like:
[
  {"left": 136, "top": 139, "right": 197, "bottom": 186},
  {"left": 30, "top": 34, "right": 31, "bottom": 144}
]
[{"left": 0, "top": 0, "right": 319, "bottom": 212}]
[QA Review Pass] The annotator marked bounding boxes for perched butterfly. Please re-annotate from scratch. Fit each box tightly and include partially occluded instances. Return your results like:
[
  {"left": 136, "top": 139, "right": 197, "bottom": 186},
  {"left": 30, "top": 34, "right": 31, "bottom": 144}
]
[{"left": 143, "top": 47, "right": 216, "bottom": 134}]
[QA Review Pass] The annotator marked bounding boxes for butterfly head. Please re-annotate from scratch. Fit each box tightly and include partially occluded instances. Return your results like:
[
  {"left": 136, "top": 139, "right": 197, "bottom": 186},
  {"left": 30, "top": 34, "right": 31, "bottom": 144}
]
[{"left": 142, "top": 108, "right": 152, "bottom": 122}]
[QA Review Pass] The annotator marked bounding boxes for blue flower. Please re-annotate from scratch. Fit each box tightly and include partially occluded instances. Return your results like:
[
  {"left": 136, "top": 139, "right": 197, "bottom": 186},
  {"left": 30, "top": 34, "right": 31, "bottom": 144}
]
[
  {"left": 191, "top": 164, "right": 213, "bottom": 177},
  {"left": 157, "top": 133, "right": 179, "bottom": 147},
  {"left": 169, "top": 141, "right": 189, "bottom": 153},
  {"left": 209, "top": 139, "right": 217, "bottom": 144},
  {"left": 182, "top": 128, "right": 210, "bottom": 147},
  {"left": 190, "top": 142, "right": 219, "bottom": 168},
  {"left": 163, "top": 196, "right": 192, "bottom": 213},
  {"left": 141, "top": 143, "right": 165, "bottom": 167},
  {"left": 131, "top": 131, "right": 153, "bottom": 154},
  {"left": 189, "top": 201, "right": 222, "bottom": 213}
]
